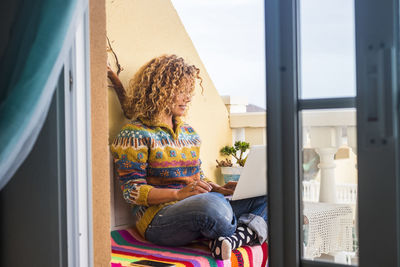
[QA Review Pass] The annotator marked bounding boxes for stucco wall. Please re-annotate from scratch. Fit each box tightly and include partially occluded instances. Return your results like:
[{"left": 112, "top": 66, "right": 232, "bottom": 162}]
[
  {"left": 106, "top": 0, "right": 232, "bottom": 183},
  {"left": 90, "top": 0, "right": 111, "bottom": 266}
]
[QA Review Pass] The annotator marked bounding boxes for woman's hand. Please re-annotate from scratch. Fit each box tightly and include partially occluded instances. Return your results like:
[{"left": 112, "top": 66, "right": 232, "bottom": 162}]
[
  {"left": 106, "top": 64, "right": 131, "bottom": 119},
  {"left": 209, "top": 181, "right": 237, "bottom": 196},
  {"left": 176, "top": 180, "right": 212, "bottom": 200},
  {"left": 147, "top": 180, "right": 211, "bottom": 205},
  {"left": 107, "top": 65, "right": 119, "bottom": 82}
]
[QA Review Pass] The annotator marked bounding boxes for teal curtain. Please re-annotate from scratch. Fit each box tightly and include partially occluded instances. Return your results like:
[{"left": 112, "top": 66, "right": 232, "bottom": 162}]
[{"left": 0, "top": 0, "right": 79, "bottom": 190}]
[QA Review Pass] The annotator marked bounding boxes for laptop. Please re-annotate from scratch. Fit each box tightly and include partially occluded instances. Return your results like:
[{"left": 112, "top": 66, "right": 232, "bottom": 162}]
[{"left": 226, "top": 145, "right": 267, "bottom": 201}]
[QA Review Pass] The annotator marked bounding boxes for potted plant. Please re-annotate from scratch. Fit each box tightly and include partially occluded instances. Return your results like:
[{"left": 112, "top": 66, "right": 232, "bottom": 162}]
[{"left": 216, "top": 141, "right": 250, "bottom": 183}]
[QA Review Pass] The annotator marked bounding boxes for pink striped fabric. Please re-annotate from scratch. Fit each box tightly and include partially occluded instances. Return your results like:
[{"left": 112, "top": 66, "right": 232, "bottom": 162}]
[{"left": 111, "top": 228, "right": 268, "bottom": 267}]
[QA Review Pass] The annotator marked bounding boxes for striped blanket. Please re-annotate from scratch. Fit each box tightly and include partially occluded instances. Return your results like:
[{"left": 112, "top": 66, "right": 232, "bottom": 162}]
[{"left": 111, "top": 228, "right": 268, "bottom": 267}]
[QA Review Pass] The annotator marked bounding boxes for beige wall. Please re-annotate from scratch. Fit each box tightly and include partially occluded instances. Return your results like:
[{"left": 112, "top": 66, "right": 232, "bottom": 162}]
[
  {"left": 106, "top": 0, "right": 232, "bottom": 183},
  {"left": 90, "top": 0, "right": 111, "bottom": 266},
  {"left": 245, "top": 127, "right": 267, "bottom": 145}
]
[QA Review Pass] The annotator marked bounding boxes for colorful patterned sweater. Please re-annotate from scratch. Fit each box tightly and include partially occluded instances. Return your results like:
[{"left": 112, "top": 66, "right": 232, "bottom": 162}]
[{"left": 111, "top": 117, "right": 208, "bottom": 237}]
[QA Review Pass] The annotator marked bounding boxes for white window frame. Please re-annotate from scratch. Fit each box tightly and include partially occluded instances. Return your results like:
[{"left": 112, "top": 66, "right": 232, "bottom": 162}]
[{"left": 64, "top": 2, "right": 93, "bottom": 266}]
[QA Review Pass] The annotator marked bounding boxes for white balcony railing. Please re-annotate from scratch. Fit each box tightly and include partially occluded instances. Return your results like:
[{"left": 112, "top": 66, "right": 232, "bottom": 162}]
[{"left": 303, "top": 180, "right": 357, "bottom": 204}]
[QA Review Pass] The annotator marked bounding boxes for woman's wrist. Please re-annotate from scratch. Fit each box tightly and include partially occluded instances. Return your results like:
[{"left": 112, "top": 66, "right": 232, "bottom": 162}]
[
  {"left": 173, "top": 189, "right": 181, "bottom": 201},
  {"left": 207, "top": 182, "right": 219, "bottom": 192}
]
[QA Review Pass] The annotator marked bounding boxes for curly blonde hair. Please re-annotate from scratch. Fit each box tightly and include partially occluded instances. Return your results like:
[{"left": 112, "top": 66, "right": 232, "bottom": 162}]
[{"left": 124, "top": 55, "right": 202, "bottom": 122}]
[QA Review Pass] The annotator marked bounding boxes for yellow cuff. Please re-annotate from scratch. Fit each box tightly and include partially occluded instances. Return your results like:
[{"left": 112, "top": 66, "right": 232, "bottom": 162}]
[{"left": 136, "top": 185, "right": 154, "bottom": 206}]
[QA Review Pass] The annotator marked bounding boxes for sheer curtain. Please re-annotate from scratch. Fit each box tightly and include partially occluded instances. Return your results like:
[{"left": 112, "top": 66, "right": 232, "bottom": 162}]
[{"left": 0, "top": 0, "right": 83, "bottom": 190}]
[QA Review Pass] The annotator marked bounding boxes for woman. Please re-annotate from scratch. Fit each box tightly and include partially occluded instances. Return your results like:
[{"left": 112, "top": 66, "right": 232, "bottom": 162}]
[{"left": 109, "top": 54, "right": 267, "bottom": 260}]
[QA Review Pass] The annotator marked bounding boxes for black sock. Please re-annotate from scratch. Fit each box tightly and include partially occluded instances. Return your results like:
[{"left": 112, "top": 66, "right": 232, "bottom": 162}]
[{"left": 209, "top": 225, "right": 258, "bottom": 260}]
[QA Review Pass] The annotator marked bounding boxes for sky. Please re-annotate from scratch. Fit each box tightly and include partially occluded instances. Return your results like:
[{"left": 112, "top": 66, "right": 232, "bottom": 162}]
[
  {"left": 171, "top": 0, "right": 266, "bottom": 109},
  {"left": 299, "top": 0, "right": 356, "bottom": 99},
  {"left": 171, "top": 0, "right": 356, "bottom": 108}
]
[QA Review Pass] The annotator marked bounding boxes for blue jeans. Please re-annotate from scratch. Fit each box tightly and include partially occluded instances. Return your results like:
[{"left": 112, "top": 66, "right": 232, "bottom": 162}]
[{"left": 145, "top": 192, "right": 268, "bottom": 246}]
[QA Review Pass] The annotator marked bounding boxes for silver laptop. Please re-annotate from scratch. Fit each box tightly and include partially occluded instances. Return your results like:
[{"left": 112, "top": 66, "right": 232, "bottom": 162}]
[{"left": 227, "top": 145, "right": 267, "bottom": 201}]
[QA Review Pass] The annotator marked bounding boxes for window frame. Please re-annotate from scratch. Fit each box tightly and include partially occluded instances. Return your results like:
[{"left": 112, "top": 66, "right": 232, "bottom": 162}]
[
  {"left": 265, "top": 0, "right": 400, "bottom": 266},
  {"left": 265, "top": 0, "right": 301, "bottom": 266},
  {"left": 355, "top": 0, "right": 400, "bottom": 266},
  {"left": 64, "top": 2, "right": 93, "bottom": 267}
]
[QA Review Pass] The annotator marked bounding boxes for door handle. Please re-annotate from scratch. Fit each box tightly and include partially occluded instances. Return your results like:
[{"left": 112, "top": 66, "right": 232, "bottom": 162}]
[{"left": 365, "top": 44, "right": 396, "bottom": 143}]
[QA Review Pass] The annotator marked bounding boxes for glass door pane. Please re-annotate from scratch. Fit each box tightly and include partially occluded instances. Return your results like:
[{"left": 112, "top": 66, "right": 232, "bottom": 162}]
[
  {"left": 299, "top": 1, "right": 359, "bottom": 265},
  {"left": 300, "top": 108, "right": 358, "bottom": 265},
  {"left": 267, "top": 0, "right": 399, "bottom": 265},
  {"left": 299, "top": 0, "right": 356, "bottom": 99}
]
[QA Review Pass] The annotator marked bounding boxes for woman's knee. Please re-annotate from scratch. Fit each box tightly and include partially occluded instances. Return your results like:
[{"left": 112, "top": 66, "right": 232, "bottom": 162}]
[
  {"left": 187, "top": 192, "right": 232, "bottom": 215},
  {"left": 207, "top": 193, "right": 234, "bottom": 219},
  {"left": 191, "top": 193, "right": 236, "bottom": 236}
]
